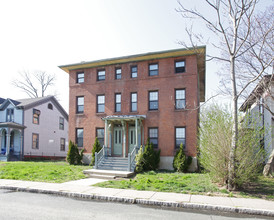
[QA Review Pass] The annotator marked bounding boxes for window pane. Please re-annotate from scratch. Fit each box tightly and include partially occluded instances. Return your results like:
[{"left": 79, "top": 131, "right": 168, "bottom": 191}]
[
  {"left": 176, "top": 139, "right": 185, "bottom": 148},
  {"left": 176, "top": 90, "right": 185, "bottom": 99},
  {"left": 150, "top": 138, "right": 158, "bottom": 148},
  {"left": 77, "top": 105, "right": 84, "bottom": 113},
  {"left": 77, "top": 97, "right": 84, "bottom": 105},
  {"left": 149, "top": 128, "right": 158, "bottom": 138},
  {"left": 77, "top": 129, "right": 83, "bottom": 138},
  {"left": 116, "top": 94, "right": 121, "bottom": 103},
  {"left": 116, "top": 68, "right": 121, "bottom": 74},
  {"left": 149, "top": 92, "right": 158, "bottom": 101},
  {"left": 149, "top": 64, "right": 158, "bottom": 70},
  {"left": 97, "top": 129, "right": 104, "bottom": 138},
  {"left": 131, "top": 93, "right": 137, "bottom": 102},
  {"left": 98, "top": 95, "right": 105, "bottom": 104},
  {"left": 132, "top": 66, "right": 137, "bottom": 72},
  {"left": 175, "top": 61, "right": 185, "bottom": 67},
  {"left": 150, "top": 101, "right": 158, "bottom": 110},
  {"left": 176, "top": 100, "right": 186, "bottom": 109},
  {"left": 116, "top": 103, "right": 121, "bottom": 112},
  {"left": 98, "top": 104, "right": 105, "bottom": 112},
  {"left": 176, "top": 128, "right": 185, "bottom": 138},
  {"left": 131, "top": 103, "right": 137, "bottom": 112}
]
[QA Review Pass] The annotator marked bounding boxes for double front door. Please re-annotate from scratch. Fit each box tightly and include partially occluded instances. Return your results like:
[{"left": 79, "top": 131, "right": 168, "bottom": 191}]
[{"left": 113, "top": 126, "right": 136, "bottom": 156}]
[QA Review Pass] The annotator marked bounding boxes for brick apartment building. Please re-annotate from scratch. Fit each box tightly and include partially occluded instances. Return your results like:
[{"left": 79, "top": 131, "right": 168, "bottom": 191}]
[{"left": 59, "top": 47, "right": 206, "bottom": 170}]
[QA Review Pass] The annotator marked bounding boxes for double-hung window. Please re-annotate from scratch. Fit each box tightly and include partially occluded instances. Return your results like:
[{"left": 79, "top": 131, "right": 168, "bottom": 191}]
[
  {"left": 96, "top": 128, "right": 104, "bottom": 147},
  {"left": 149, "top": 91, "right": 158, "bottom": 110},
  {"left": 175, "top": 127, "right": 186, "bottom": 149},
  {"left": 6, "top": 109, "right": 14, "bottom": 122},
  {"left": 115, "top": 68, "right": 121, "bottom": 79},
  {"left": 175, "top": 60, "right": 186, "bottom": 73},
  {"left": 76, "top": 96, "right": 84, "bottom": 113},
  {"left": 97, "top": 69, "right": 105, "bottom": 81},
  {"left": 77, "top": 72, "right": 84, "bottom": 83},
  {"left": 149, "top": 128, "right": 158, "bottom": 148},
  {"left": 131, "top": 92, "right": 137, "bottom": 112},
  {"left": 76, "top": 128, "right": 83, "bottom": 147},
  {"left": 33, "top": 109, "right": 40, "bottom": 124},
  {"left": 97, "top": 95, "right": 105, "bottom": 113},
  {"left": 149, "top": 64, "right": 158, "bottom": 76},
  {"left": 175, "top": 89, "right": 186, "bottom": 109},
  {"left": 32, "top": 133, "right": 39, "bottom": 149},
  {"left": 60, "top": 138, "right": 65, "bottom": 151},
  {"left": 59, "top": 117, "right": 64, "bottom": 130},
  {"left": 131, "top": 66, "right": 137, "bottom": 78},
  {"left": 115, "top": 93, "right": 121, "bottom": 112}
]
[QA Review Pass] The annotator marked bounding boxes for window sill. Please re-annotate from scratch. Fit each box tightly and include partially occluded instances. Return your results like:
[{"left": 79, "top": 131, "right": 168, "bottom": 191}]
[
  {"left": 148, "top": 110, "right": 159, "bottom": 112},
  {"left": 174, "top": 108, "right": 187, "bottom": 112},
  {"left": 76, "top": 113, "right": 85, "bottom": 116},
  {"left": 96, "top": 112, "right": 107, "bottom": 116}
]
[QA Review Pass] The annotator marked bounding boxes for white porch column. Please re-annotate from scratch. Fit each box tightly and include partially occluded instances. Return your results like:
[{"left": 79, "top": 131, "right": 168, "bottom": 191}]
[
  {"left": 5, "top": 132, "right": 10, "bottom": 156},
  {"left": 135, "top": 118, "right": 139, "bottom": 147},
  {"left": 104, "top": 120, "right": 108, "bottom": 147},
  {"left": 122, "top": 120, "right": 126, "bottom": 158},
  {"left": 20, "top": 135, "right": 23, "bottom": 159},
  {"left": 108, "top": 123, "right": 112, "bottom": 156}
]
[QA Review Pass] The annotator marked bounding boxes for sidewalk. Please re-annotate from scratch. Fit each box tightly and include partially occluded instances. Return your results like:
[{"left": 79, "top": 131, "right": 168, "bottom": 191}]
[{"left": 0, "top": 178, "right": 273, "bottom": 217}]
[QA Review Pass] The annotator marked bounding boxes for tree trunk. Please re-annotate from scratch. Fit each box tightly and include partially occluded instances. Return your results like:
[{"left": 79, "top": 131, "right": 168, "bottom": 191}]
[{"left": 228, "top": 55, "right": 238, "bottom": 191}]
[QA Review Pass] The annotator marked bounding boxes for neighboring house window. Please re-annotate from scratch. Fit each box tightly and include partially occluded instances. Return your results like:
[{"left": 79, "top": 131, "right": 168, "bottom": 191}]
[
  {"left": 96, "top": 128, "right": 104, "bottom": 147},
  {"left": 77, "top": 72, "right": 84, "bottom": 83},
  {"left": 175, "top": 127, "right": 186, "bottom": 149},
  {"left": 149, "top": 128, "right": 158, "bottom": 148},
  {"left": 115, "top": 68, "right": 122, "bottom": 80},
  {"left": 97, "top": 69, "right": 105, "bottom": 81},
  {"left": 97, "top": 95, "right": 105, "bottom": 113},
  {"left": 76, "top": 128, "right": 83, "bottom": 147},
  {"left": 32, "top": 133, "right": 39, "bottom": 149},
  {"left": 6, "top": 109, "right": 14, "bottom": 122},
  {"left": 175, "top": 60, "right": 186, "bottom": 73},
  {"left": 149, "top": 91, "right": 158, "bottom": 110},
  {"left": 131, "top": 92, "right": 137, "bottom": 112},
  {"left": 59, "top": 117, "right": 64, "bottom": 130},
  {"left": 60, "top": 138, "right": 65, "bottom": 151},
  {"left": 131, "top": 66, "right": 137, "bottom": 78},
  {"left": 149, "top": 63, "right": 158, "bottom": 76},
  {"left": 48, "top": 103, "right": 53, "bottom": 110},
  {"left": 115, "top": 93, "right": 121, "bottom": 112},
  {"left": 33, "top": 109, "right": 40, "bottom": 124},
  {"left": 76, "top": 96, "right": 84, "bottom": 113},
  {"left": 175, "top": 89, "right": 186, "bottom": 109}
]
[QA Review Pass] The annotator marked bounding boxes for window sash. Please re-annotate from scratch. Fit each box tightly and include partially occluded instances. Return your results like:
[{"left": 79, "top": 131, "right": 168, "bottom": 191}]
[
  {"left": 6, "top": 109, "right": 14, "bottom": 122},
  {"left": 175, "top": 89, "right": 186, "bottom": 109},
  {"left": 115, "top": 68, "right": 121, "bottom": 79},
  {"left": 131, "top": 66, "right": 137, "bottom": 78},
  {"left": 97, "top": 70, "right": 105, "bottom": 81},
  {"left": 76, "top": 129, "right": 83, "bottom": 147},
  {"left": 175, "top": 61, "right": 186, "bottom": 73},
  {"left": 60, "top": 138, "right": 65, "bottom": 151},
  {"left": 176, "top": 127, "right": 186, "bottom": 148},
  {"left": 77, "top": 97, "right": 84, "bottom": 113},
  {"left": 32, "top": 134, "right": 39, "bottom": 149},
  {"left": 149, "top": 92, "right": 158, "bottom": 101},
  {"left": 97, "top": 95, "right": 105, "bottom": 113},
  {"left": 77, "top": 72, "right": 84, "bottom": 83},
  {"left": 149, "top": 128, "right": 158, "bottom": 148},
  {"left": 149, "top": 64, "right": 158, "bottom": 76},
  {"left": 59, "top": 117, "right": 64, "bottom": 130},
  {"left": 96, "top": 128, "right": 104, "bottom": 146}
]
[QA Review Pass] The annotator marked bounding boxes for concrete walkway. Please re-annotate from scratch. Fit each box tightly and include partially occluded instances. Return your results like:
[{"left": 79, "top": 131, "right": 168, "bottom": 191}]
[{"left": 0, "top": 178, "right": 273, "bottom": 217}]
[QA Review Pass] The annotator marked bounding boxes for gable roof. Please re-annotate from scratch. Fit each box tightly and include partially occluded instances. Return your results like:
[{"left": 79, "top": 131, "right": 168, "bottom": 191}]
[
  {"left": 0, "top": 98, "right": 5, "bottom": 105},
  {"left": 0, "top": 98, "right": 21, "bottom": 110},
  {"left": 240, "top": 75, "right": 274, "bottom": 112},
  {"left": 17, "top": 96, "right": 68, "bottom": 120}
]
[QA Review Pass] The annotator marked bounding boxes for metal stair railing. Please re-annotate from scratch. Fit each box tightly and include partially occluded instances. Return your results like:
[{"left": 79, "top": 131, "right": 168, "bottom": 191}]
[
  {"left": 128, "top": 145, "right": 139, "bottom": 172},
  {"left": 94, "top": 145, "right": 105, "bottom": 169}
]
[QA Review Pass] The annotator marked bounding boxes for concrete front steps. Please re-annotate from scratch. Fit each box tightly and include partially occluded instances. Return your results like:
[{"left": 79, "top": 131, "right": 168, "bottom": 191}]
[
  {"left": 83, "top": 157, "right": 136, "bottom": 179},
  {"left": 83, "top": 169, "right": 135, "bottom": 179}
]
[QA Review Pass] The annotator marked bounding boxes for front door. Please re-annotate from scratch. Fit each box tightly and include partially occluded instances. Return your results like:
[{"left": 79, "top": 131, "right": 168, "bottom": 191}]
[
  {"left": 128, "top": 127, "right": 136, "bottom": 153},
  {"left": 113, "top": 127, "right": 123, "bottom": 156}
]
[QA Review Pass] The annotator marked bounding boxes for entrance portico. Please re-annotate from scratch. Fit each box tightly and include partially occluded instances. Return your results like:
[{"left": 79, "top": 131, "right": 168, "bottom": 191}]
[{"left": 102, "top": 115, "right": 146, "bottom": 157}]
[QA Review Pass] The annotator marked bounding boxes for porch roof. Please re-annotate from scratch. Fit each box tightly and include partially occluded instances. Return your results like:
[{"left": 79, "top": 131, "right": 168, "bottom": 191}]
[
  {"left": 102, "top": 115, "right": 146, "bottom": 122},
  {"left": 0, "top": 122, "right": 26, "bottom": 130}
]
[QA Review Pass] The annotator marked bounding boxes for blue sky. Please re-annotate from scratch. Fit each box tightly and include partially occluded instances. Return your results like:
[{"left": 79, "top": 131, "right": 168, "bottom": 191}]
[{"left": 0, "top": 0, "right": 269, "bottom": 111}]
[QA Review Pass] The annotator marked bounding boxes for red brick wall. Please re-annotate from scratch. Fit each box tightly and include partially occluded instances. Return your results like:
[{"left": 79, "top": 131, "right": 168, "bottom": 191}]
[{"left": 69, "top": 54, "right": 199, "bottom": 157}]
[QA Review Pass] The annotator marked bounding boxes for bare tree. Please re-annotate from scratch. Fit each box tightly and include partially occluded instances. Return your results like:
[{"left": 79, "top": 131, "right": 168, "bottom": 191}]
[
  {"left": 12, "top": 70, "right": 55, "bottom": 98},
  {"left": 177, "top": 0, "right": 273, "bottom": 190}
]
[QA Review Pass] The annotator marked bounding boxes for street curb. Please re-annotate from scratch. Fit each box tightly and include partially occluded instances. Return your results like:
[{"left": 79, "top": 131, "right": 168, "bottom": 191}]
[{"left": 1, "top": 185, "right": 274, "bottom": 217}]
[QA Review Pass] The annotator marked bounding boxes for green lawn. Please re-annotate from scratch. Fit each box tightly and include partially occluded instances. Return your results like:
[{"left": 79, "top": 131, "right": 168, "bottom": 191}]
[
  {"left": 0, "top": 161, "right": 87, "bottom": 183},
  {"left": 95, "top": 171, "right": 274, "bottom": 200}
]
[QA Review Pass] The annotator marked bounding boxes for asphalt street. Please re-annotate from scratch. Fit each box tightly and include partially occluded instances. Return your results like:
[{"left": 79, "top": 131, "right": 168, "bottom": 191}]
[{"left": 0, "top": 189, "right": 271, "bottom": 220}]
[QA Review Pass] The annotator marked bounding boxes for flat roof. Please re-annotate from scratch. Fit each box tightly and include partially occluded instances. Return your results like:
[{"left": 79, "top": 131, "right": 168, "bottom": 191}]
[{"left": 59, "top": 47, "right": 206, "bottom": 102}]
